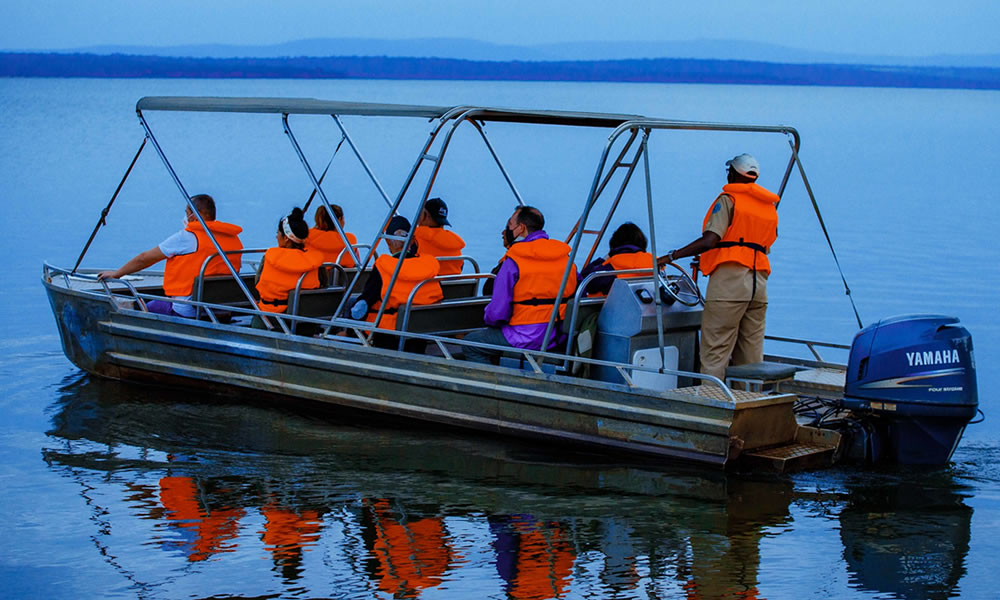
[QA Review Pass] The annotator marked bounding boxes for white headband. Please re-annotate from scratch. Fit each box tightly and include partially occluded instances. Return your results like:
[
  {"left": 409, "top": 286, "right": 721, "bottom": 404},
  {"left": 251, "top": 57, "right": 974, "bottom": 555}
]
[{"left": 281, "top": 217, "right": 303, "bottom": 244}]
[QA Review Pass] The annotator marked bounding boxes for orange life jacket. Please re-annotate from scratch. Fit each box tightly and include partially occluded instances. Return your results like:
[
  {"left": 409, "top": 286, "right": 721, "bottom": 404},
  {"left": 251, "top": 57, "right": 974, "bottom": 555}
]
[
  {"left": 587, "top": 250, "right": 655, "bottom": 297},
  {"left": 158, "top": 476, "right": 245, "bottom": 563},
  {"left": 369, "top": 499, "right": 451, "bottom": 596},
  {"left": 255, "top": 247, "right": 325, "bottom": 313},
  {"left": 306, "top": 227, "right": 358, "bottom": 267},
  {"left": 163, "top": 221, "right": 244, "bottom": 297},
  {"left": 507, "top": 521, "right": 575, "bottom": 600},
  {"left": 365, "top": 253, "right": 443, "bottom": 330},
  {"left": 413, "top": 226, "right": 466, "bottom": 275},
  {"left": 699, "top": 183, "right": 779, "bottom": 277},
  {"left": 504, "top": 238, "right": 577, "bottom": 326},
  {"left": 260, "top": 505, "right": 322, "bottom": 566}
]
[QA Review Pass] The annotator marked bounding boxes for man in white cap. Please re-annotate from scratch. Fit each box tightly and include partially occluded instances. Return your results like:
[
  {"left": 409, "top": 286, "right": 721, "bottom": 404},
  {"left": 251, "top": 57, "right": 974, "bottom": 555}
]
[{"left": 660, "top": 153, "right": 780, "bottom": 382}]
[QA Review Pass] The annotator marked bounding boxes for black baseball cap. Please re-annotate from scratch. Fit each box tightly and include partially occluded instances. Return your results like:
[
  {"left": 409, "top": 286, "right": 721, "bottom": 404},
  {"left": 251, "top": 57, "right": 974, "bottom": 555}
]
[
  {"left": 385, "top": 215, "right": 411, "bottom": 235},
  {"left": 424, "top": 197, "right": 450, "bottom": 226}
]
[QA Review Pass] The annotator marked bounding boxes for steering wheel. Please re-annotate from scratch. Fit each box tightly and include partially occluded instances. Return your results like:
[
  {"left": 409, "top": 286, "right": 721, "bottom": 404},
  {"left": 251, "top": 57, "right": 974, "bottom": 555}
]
[{"left": 658, "top": 261, "right": 704, "bottom": 307}]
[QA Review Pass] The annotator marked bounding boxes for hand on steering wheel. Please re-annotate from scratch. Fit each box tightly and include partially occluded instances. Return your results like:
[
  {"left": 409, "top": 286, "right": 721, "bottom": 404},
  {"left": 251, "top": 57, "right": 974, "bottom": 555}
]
[{"left": 658, "top": 261, "right": 704, "bottom": 307}]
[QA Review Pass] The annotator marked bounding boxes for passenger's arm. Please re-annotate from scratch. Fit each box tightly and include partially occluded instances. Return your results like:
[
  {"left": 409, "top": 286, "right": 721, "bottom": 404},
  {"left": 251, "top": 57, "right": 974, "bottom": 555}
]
[
  {"left": 484, "top": 259, "right": 517, "bottom": 326},
  {"left": 97, "top": 246, "right": 167, "bottom": 280}
]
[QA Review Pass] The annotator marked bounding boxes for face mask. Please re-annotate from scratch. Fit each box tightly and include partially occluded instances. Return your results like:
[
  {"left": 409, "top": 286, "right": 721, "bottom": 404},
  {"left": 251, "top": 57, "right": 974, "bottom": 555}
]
[
  {"left": 182, "top": 214, "right": 192, "bottom": 228},
  {"left": 503, "top": 226, "right": 516, "bottom": 247}
]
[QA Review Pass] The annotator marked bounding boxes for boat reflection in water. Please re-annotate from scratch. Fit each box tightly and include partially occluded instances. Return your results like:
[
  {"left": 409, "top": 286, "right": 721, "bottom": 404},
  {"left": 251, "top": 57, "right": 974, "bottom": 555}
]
[
  {"left": 839, "top": 475, "right": 972, "bottom": 600},
  {"left": 42, "top": 373, "right": 972, "bottom": 598}
]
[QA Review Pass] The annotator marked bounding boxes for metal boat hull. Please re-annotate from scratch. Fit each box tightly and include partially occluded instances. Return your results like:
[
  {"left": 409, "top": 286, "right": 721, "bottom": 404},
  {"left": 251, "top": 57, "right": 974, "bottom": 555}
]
[{"left": 44, "top": 278, "right": 808, "bottom": 469}]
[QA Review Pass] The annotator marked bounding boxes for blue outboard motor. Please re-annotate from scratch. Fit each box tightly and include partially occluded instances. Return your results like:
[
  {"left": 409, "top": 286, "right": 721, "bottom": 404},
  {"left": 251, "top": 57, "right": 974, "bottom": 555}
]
[{"left": 843, "top": 315, "right": 978, "bottom": 465}]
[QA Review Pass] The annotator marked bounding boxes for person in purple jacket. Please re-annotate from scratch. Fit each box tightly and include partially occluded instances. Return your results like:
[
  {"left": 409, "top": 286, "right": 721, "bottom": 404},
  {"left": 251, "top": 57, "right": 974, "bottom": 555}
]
[{"left": 463, "top": 206, "right": 577, "bottom": 364}]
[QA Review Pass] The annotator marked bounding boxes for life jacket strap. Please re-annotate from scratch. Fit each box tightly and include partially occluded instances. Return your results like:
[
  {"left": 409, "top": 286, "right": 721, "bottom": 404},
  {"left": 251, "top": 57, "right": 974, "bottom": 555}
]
[
  {"left": 260, "top": 298, "right": 288, "bottom": 307},
  {"left": 513, "top": 296, "right": 573, "bottom": 306},
  {"left": 713, "top": 237, "right": 765, "bottom": 300},
  {"left": 714, "top": 238, "right": 768, "bottom": 253}
]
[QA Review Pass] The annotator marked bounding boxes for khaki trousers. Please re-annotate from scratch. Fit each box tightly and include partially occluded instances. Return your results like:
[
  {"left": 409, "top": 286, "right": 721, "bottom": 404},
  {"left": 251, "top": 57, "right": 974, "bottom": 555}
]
[{"left": 699, "top": 298, "right": 767, "bottom": 382}]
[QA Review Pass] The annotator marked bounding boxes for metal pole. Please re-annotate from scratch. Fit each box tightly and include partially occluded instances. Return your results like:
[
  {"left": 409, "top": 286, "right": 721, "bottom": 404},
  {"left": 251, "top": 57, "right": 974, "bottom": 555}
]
[
  {"left": 283, "top": 114, "right": 363, "bottom": 268},
  {"left": 136, "top": 112, "right": 257, "bottom": 310},
  {"left": 580, "top": 135, "right": 645, "bottom": 267},
  {"left": 564, "top": 129, "right": 639, "bottom": 247},
  {"left": 787, "top": 138, "right": 864, "bottom": 329},
  {"left": 301, "top": 135, "right": 345, "bottom": 212},
  {"left": 71, "top": 137, "right": 147, "bottom": 274},
  {"left": 331, "top": 114, "right": 394, "bottom": 209},
  {"left": 468, "top": 120, "right": 524, "bottom": 206},
  {"left": 640, "top": 130, "right": 669, "bottom": 375}
]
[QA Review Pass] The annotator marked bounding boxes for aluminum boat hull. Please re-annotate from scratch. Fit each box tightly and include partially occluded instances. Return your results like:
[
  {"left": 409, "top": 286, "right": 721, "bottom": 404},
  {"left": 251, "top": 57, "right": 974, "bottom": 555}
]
[{"left": 44, "top": 277, "right": 810, "bottom": 469}]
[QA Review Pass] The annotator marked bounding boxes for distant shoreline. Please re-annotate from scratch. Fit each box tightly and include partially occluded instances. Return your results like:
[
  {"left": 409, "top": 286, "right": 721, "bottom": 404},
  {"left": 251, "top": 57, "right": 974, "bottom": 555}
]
[{"left": 2, "top": 52, "right": 999, "bottom": 90}]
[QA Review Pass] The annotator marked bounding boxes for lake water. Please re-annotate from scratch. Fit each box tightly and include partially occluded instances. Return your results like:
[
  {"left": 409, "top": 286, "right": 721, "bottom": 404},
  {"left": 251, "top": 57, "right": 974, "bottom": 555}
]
[{"left": 1, "top": 77, "right": 998, "bottom": 599}]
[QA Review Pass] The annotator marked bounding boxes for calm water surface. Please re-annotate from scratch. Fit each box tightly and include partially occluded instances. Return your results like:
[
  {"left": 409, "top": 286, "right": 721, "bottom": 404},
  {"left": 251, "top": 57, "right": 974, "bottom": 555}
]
[{"left": 1, "top": 77, "right": 998, "bottom": 599}]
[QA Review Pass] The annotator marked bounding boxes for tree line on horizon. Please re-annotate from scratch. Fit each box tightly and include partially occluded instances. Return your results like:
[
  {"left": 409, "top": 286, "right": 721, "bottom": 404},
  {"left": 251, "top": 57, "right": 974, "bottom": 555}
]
[{"left": 1, "top": 52, "right": 998, "bottom": 90}]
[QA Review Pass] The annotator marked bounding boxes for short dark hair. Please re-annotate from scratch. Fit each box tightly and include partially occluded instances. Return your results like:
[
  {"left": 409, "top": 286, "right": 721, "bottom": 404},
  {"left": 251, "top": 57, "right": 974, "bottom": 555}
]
[
  {"left": 609, "top": 222, "right": 647, "bottom": 251},
  {"left": 515, "top": 205, "right": 544, "bottom": 233},
  {"left": 727, "top": 167, "right": 757, "bottom": 184},
  {"left": 315, "top": 204, "right": 344, "bottom": 231},
  {"left": 190, "top": 194, "right": 216, "bottom": 221}
]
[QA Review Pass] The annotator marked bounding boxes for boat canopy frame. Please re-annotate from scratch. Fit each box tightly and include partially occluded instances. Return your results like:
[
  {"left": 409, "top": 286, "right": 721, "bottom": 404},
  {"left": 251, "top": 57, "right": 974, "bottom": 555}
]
[{"left": 78, "top": 96, "right": 859, "bottom": 382}]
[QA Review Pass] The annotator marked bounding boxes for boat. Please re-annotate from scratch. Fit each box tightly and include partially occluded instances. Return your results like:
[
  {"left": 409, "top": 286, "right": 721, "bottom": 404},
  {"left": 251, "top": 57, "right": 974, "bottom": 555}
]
[{"left": 43, "top": 96, "right": 981, "bottom": 472}]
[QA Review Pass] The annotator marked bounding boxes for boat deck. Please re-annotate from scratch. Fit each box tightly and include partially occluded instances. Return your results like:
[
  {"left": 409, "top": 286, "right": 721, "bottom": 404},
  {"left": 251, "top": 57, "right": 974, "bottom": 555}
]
[{"left": 782, "top": 367, "right": 847, "bottom": 400}]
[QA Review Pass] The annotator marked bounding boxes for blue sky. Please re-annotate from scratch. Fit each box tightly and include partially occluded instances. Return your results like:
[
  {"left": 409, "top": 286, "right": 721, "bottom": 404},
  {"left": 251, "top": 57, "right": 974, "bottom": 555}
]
[{"left": 6, "top": 0, "right": 1000, "bottom": 56}]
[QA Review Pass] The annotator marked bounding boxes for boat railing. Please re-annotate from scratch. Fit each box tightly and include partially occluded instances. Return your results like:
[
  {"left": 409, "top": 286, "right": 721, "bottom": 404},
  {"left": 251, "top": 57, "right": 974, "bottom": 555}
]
[
  {"left": 562, "top": 268, "right": 659, "bottom": 361},
  {"left": 194, "top": 248, "right": 268, "bottom": 317},
  {"left": 435, "top": 255, "right": 481, "bottom": 274},
  {"left": 398, "top": 273, "right": 497, "bottom": 340},
  {"left": 763, "top": 335, "right": 850, "bottom": 369},
  {"left": 46, "top": 262, "right": 735, "bottom": 401},
  {"left": 334, "top": 244, "right": 376, "bottom": 267}
]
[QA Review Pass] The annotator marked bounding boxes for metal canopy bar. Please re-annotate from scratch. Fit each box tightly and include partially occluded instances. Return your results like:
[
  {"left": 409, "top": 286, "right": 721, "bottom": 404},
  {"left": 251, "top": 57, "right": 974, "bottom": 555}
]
[
  {"left": 283, "top": 114, "right": 363, "bottom": 267},
  {"left": 135, "top": 96, "right": 645, "bottom": 128},
  {"left": 137, "top": 96, "right": 451, "bottom": 118}
]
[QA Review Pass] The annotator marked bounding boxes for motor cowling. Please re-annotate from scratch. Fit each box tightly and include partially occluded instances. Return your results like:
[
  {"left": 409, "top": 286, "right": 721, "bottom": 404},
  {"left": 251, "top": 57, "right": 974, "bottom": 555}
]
[{"left": 842, "top": 315, "right": 978, "bottom": 465}]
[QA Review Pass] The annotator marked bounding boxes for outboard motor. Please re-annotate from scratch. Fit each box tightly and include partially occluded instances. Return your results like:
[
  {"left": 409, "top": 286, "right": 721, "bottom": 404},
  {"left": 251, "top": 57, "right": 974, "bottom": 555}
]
[{"left": 842, "top": 315, "right": 978, "bottom": 465}]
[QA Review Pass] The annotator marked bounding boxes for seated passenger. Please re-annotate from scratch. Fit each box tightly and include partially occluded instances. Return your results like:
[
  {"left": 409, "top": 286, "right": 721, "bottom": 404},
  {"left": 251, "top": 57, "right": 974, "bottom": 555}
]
[
  {"left": 413, "top": 197, "right": 466, "bottom": 275},
  {"left": 255, "top": 207, "right": 325, "bottom": 315},
  {"left": 463, "top": 206, "right": 577, "bottom": 364},
  {"left": 350, "top": 216, "right": 443, "bottom": 351},
  {"left": 98, "top": 194, "right": 243, "bottom": 318},
  {"left": 578, "top": 222, "right": 655, "bottom": 296},
  {"left": 306, "top": 203, "right": 358, "bottom": 268}
]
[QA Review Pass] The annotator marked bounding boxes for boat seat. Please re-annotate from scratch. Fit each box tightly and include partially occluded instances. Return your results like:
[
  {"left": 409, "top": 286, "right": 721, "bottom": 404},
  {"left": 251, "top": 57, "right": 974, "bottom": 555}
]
[
  {"left": 440, "top": 278, "right": 479, "bottom": 300},
  {"left": 725, "top": 361, "right": 802, "bottom": 393},
  {"left": 328, "top": 267, "right": 371, "bottom": 289},
  {"left": 192, "top": 273, "right": 259, "bottom": 306},
  {"left": 288, "top": 286, "right": 347, "bottom": 318},
  {"left": 400, "top": 297, "right": 488, "bottom": 335}
]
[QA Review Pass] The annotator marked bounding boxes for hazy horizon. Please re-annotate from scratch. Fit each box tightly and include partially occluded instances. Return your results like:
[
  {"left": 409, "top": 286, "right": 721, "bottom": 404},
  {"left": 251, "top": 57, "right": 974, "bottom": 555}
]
[
  {"left": 7, "top": 37, "right": 1000, "bottom": 70},
  {"left": 7, "top": 1, "right": 1000, "bottom": 61}
]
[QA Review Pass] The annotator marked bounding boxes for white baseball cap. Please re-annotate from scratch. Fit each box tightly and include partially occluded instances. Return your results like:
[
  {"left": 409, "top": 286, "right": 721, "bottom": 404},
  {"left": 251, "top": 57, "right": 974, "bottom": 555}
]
[{"left": 726, "top": 153, "right": 760, "bottom": 178}]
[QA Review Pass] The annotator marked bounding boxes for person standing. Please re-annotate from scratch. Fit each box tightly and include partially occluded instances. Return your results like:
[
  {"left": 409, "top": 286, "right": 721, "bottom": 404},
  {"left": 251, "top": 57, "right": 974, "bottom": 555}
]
[
  {"left": 413, "top": 197, "right": 466, "bottom": 275},
  {"left": 464, "top": 206, "right": 576, "bottom": 364},
  {"left": 661, "top": 154, "right": 779, "bottom": 381}
]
